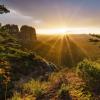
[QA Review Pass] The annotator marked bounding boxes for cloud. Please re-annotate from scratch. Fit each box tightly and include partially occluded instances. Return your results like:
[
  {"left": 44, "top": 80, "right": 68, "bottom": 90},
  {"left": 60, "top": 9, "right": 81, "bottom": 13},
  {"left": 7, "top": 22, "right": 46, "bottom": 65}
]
[
  {"left": 0, "top": 9, "right": 43, "bottom": 27},
  {"left": 1, "top": 0, "right": 100, "bottom": 28}
]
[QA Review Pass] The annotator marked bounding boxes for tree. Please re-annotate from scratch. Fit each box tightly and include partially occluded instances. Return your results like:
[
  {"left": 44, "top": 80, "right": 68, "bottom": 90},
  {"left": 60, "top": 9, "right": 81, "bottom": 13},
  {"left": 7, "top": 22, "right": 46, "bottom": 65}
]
[{"left": 0, "top": 5, "right": 10, "bottom": 14}]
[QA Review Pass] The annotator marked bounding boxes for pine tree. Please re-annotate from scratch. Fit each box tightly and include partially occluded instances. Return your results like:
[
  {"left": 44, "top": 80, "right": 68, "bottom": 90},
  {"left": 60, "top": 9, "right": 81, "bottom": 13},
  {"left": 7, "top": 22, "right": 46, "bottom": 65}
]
[{"left": 0, "top": 5, "right": 10, "bottom": 14}]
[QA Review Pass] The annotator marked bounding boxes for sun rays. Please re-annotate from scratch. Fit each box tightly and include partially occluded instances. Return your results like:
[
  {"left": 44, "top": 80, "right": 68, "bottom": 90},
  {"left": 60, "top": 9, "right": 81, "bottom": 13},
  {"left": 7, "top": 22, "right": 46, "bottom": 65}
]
[{"left": 33, "top": 34, "right": 89, "bottom": 67}]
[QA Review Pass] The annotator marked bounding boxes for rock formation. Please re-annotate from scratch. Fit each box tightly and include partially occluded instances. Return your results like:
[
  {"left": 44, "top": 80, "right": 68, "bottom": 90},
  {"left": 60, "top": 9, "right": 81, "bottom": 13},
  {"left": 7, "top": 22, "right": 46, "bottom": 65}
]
[
  {"left": 20, "top": 25, "right": 37, "bottom": 42},
  {"left": 19, "top": 25, "right": 37, "bottom": 48},
  {"left": 0, "top": 24, "right": 37, "bottom": 48}
]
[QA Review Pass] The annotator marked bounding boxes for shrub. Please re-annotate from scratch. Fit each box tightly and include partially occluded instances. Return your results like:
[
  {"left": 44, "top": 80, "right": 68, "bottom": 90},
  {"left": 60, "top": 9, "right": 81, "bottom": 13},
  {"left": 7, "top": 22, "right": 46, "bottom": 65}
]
[
  {"left": 22, "top": 80, "right": 49, "bottom": 99},
  {"left": 76, "top": 59, "right": 100, "bottom": 94},
  {"left": 58, "top": 83, "right": 71, "bottom": 100},
  {"left": 0, "top": 60, "right": 13, "bottom": 99},
  {"left": 49, "top": 72, "right": 64, "bottom": 83},
  {"left": 11, "top": 93, "right": 21, "bottom": 100}
]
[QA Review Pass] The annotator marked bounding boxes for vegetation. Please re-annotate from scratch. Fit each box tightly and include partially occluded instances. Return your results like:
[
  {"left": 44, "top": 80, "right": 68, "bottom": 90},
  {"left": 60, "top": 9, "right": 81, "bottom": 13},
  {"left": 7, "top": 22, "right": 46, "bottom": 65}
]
[
  {"left": 0, "top": 5, "right": 10, "bottom": 14},
  {"left": 20, "top": 80, "right": 48, "bottom": 99},
  {"left": 77, "top": 59, "right": 100, "bottom": 95},
  {"left": 89, "top": 38, "right": 100, "bottom": 43},
  {"left": 90, "top": 34, "right": 100, "bottom": 39},
  {"left": 58, "top": 83, "right": 71, "bottom": 100}
]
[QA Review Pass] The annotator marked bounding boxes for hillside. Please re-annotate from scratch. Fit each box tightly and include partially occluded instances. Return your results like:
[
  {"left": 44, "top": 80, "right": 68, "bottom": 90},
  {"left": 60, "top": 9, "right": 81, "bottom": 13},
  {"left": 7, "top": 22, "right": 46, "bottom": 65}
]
[{"left": 0, "top": 31, "right": 57, "bottom": 100}]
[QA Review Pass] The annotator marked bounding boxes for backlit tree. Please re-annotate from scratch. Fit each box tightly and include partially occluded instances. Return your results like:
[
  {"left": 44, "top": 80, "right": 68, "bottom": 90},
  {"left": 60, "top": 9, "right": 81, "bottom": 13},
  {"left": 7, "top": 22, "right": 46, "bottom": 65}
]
[{"left": 0, "top": 5, "right": 10, "bottom": 14}]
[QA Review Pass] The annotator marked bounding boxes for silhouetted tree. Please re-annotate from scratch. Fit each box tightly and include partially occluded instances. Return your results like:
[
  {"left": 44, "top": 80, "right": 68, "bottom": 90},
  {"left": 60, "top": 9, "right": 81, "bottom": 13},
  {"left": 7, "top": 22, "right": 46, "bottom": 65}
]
[{"left": 0, "top": 5, "right": 10, "bottom": 14}]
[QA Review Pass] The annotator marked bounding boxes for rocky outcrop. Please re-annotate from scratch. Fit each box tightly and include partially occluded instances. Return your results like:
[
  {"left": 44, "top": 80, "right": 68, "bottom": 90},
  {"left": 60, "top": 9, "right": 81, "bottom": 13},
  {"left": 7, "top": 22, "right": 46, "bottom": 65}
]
[
  {"left": 0, "top": 24, "right": 37, "bottom": 48},
  {"left": 0, "top": 24, "right": 19, "bottom": 34},
  {"left": 9, "top": 53, "right": 57, "bottom": 80},
  {"left": 19, "top": 25, "right": 37, "bottom": 46}
]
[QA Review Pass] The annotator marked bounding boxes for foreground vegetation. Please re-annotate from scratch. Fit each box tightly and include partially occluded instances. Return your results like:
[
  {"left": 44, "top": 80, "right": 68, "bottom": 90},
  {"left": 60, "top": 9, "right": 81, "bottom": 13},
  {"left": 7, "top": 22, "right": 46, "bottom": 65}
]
[
  {"left": 9, "top": 59, "right": 100, "bottom": 100},
  {"left": 0, "top": 24, "right": 100, "bottom": 99}
]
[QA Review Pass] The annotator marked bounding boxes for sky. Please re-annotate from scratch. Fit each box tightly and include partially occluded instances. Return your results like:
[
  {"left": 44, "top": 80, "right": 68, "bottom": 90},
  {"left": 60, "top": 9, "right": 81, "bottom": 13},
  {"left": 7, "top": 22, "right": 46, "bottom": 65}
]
[{"left": 0, "top": 0, "right": 100, "bottom": 34}]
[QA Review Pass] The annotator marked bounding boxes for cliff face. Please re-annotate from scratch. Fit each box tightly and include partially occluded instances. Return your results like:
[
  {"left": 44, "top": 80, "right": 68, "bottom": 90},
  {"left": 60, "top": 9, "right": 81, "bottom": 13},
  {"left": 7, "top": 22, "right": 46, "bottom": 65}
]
[
  {"left": 0, "top": 24, "right": 19, "bottom": 34},
  {"left": 19, "top": 25, "right": 37, "bottom": 44},
  {"left": 0, "top": 24, "right": 37, "bottom": 48}
]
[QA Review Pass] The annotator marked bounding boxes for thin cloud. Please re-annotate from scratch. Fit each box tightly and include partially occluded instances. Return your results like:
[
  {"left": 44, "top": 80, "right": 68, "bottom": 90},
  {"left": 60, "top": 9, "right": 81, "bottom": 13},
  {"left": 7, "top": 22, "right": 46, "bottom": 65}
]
[{"left": 0, "top": 0, "right": 100, "bottom": 28}]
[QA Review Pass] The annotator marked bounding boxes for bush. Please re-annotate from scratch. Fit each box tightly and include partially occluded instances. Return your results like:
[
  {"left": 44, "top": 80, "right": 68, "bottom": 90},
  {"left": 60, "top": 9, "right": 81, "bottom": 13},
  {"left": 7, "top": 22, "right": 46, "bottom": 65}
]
[
  {"left": 11, "top": 93, "right": 21, "bottom": 100},
  {"left": 58, "top": 83, "right": 71, "bottom": 100},
  {"left": 11, "top": 92, "right": 36, "bottom": 100},
  {"left": 76, "top": 59, "right": 100, "bottom": 94},
  {"left": 21, "top": 80, "right": 49, "bottom": 99},
  {"left": 0, "top": 60, "right": 13, "bottom": 99},
  {"left": 49, "top": 71, "right": 64, "bottom": 83}
]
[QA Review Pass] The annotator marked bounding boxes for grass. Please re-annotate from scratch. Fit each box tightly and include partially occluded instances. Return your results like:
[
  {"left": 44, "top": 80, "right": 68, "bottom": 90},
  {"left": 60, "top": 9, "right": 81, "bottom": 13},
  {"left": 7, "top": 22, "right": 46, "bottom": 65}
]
[
  {"left": 21, "top": 79, "right": 49, "bottom": 99},
  {"left": 11, "top": 93, "right": 21, "bottom": 100},
  {"left": 58, "top": 83, "right": 71, "bottom": 100}
]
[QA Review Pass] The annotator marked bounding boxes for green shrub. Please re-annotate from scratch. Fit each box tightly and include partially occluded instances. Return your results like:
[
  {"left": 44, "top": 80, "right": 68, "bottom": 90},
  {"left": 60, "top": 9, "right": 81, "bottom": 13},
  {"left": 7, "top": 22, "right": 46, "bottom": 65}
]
[
  {"left": 49, "top": 71, "right": 64, "bottom": 83},
  {"left": 76, "top": 59, "right": 100, "bottom": 93},
  {"left": 58, "top": 83, "right": 71, "bottom": 100},
  {"left": 11, "top": 93, "right": 21, "bottom": 100},
  {"left": 0, "top": 60, "right": 13, "bottom": 99},
  {"left": 22, "top": 80, "right": 48, "bottom": 99}
]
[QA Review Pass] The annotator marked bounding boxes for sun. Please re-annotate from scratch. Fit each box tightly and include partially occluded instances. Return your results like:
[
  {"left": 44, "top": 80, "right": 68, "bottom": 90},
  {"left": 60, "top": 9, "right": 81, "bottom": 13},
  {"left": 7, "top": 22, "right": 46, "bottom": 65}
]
[
  {"left": 48, "top": 28, "right": 67, "bottom": 35},
  {"left": 37, "top": 28, "right": 68, "bottom": 35}
]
